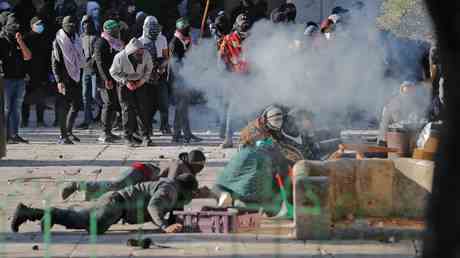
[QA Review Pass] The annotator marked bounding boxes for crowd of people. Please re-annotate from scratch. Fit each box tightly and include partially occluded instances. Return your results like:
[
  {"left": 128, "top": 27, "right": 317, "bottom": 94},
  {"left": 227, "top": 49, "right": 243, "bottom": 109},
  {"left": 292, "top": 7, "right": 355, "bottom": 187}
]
[
  {"left": 0, "top": 0, "right": 444, "bottom": 149},
  {"left": 5, "top": 0, "right": 447, "bottom": 235}
]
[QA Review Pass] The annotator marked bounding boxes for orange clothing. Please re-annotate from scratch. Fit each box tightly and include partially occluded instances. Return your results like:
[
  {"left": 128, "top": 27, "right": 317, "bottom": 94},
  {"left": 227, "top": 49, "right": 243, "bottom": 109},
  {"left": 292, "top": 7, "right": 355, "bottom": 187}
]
[{"left": 219, "top": 32, "right": 249, "bottom": 74}]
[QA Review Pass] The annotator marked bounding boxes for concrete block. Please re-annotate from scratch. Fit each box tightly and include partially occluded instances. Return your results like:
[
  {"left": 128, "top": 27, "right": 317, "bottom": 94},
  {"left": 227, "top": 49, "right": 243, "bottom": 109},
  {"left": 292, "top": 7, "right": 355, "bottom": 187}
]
[
  {"left": 355, "top": 159, "right": 395, "bottom": 217},
  {"left": 294, "top": 176, "right": 331, "bottom": 240},
  {"left": 393, "top": 158, "right": 434, "bottom": 193},
  {"left": 392, "top": 158, "right": 433, "bottom": 218},
  {"left": 327, "top": 160, "right": 358, "bottom": 221}
]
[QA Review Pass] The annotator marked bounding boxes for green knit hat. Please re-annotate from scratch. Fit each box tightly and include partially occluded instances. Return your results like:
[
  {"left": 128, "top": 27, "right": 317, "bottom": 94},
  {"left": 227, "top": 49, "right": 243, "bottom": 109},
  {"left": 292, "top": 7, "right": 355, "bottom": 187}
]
[
  {"left": 176, "top": 17, "right": 190, "bottom": 30},
  {"left": 103, "top": 19, "right": 119, "bottom": 32}
]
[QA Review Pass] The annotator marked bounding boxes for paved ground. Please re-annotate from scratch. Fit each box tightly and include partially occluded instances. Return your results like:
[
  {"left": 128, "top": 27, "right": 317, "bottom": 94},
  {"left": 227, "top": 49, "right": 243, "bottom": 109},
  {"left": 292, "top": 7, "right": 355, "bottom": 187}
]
[{"left": 0, "top": 110, "right": 422, "bottom": 258}]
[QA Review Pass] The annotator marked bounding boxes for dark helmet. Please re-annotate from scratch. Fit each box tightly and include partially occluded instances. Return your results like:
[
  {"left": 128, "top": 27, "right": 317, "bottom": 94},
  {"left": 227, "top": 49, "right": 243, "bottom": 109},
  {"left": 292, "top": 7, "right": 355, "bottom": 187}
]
[
  {"left": 175, "top": 173, "right": 198, "bottom": 192},
  {"left": 234, "top": 13, "right": 251, "bottom": 37},
  {"left": 331, "top": 6, "right": 349, "bottom": 15},
  {"left": 304, "top": 21, "right": 319, "bottom": 36},
  {"left": 179, "top": 150, "right": 206, "bottom": 175}
]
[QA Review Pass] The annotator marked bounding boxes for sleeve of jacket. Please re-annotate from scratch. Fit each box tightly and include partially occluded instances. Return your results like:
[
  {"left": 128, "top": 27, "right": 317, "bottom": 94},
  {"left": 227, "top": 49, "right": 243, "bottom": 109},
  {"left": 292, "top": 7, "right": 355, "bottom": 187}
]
[
  {"left": 109, "top": 53, "right": 127, "bottom": 85},
  {"left": 95, "top": 39, "right": 109, "bottom": 82},
  {"left": 140, "top": 51, "right": 154, "bottom": 85},
  {"left": 51, "top": 40, "right": 65, "bottom": 84},
  {"left": 147, "top": 183, "right": 178, "bottom": 230}
]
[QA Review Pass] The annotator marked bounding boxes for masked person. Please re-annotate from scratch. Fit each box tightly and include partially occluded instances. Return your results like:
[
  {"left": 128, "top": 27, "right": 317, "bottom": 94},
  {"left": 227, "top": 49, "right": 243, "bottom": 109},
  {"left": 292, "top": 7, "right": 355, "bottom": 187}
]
[
  {"left": 60, "top": 149, "right": 207, "bottom": 200},
  {"left": 218, "top": 14, "right": 251, "bottom": 148},
  {"left": 139, "top": 16, "right": 171, "bottom": 136},
  {"left": 76, "top": 15, "right": 99, "bottom": 130},
  {"left": 0, "top": 14, "right": 32, "bottom": 144},
  {"left": 170, "top": 18, "right": 202, "bottom": 144},
  {"left": 12, "top": 173, "right": 197, "bottom": 235},
  {"left": 52, "top": 16, "right": 84, "bottom": 144},
  {"left": 85, "top": 1, "right": 101, "bottom": 33},
  {"left": 22, "top": 17, "right": 51, "bottom": 128},
  {"left": 110, "top": 38, "right": 154, "bottom": 147},
  {"left": 240, "top": 105, "right": 320, "bottom": 162},
  {"left": 95, "top": 20, "right": 124, "bottom": 143}
]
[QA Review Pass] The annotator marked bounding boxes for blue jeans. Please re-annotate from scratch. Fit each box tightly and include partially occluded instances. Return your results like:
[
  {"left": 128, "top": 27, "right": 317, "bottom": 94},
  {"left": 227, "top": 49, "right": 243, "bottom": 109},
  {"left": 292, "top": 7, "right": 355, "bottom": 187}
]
[
  {"left": 4, "top": 79, "right": 25, "bottom": 138},
  {"left": 82, "top": 72, "right": 97, "bottom": 124}
]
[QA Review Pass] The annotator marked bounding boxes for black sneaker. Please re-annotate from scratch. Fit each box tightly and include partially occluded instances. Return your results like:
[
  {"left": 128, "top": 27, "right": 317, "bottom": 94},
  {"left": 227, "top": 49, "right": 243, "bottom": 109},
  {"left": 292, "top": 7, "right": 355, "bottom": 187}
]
[
  {"left": 12, "top": 135, "right": 29, "bottom": 144},
  {"left": 142, "top": 137, "right": 155, "bottom": 147},
  {"left": 69, "top": 134, "right": 80, "bottom": 142},
  {"left": 184, "top": 135, "right": 203, "bottom": 143},
  {"left": 132, "top": 133, "right": 143, "bottom": 144},
  {"left": 57, "top": 137, "right": 74, "bottom": 145},
  {"left": 161, "top": 128, "right": 172, "bottom": 135},
  {"left": 124, "top": 137, "right": 138, "bottom": 147},
  {"left": 7, "top": 137, "right": 18, "bottom": 144},
  {"left": 108, "top": 133, "right": 122, "bottom": 141}
]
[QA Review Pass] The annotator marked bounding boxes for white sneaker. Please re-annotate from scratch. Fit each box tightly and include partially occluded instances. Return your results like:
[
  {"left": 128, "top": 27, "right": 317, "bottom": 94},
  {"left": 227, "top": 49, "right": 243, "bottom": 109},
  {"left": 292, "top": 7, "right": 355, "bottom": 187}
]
[{"left": 217, "top": 192, "right": 233, "bottom": 208}]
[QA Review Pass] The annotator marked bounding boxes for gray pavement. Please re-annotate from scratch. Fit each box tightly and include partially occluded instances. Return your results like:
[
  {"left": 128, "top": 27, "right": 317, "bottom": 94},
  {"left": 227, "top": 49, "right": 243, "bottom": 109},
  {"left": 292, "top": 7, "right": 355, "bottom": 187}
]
[{"left": 0, "top": 120, "right": 421, "bottom": 257}]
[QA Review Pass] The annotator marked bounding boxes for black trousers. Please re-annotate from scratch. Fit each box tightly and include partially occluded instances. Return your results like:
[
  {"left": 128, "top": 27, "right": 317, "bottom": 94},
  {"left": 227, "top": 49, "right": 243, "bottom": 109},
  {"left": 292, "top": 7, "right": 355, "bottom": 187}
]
[
  {"left": 117, "top": 84, "right": 151, "bottom": 138},
  {"left": 99, "top": 86, "right": 120, "bottom": 135},
  {"left": 22, "top": 80, "right": 47, "bottom": 125},
  {"left": 173, "top": 87, "right": 192, "bottom": 139},
  {"left": 43, "top": 192, "right": 126, "bottom": 235},
  {"left": 56, "top": 80, "right": 82, "bottom": 137},
  {"left": 151, "top": 80, "right": 170, "bottom": 131}
]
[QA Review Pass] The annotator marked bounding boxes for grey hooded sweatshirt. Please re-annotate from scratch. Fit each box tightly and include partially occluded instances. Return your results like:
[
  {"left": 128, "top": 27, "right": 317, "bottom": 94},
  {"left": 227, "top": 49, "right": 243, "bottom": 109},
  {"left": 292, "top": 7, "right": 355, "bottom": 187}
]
[{"left": 109, "top": 38, "right": 153, "bottom": 86}]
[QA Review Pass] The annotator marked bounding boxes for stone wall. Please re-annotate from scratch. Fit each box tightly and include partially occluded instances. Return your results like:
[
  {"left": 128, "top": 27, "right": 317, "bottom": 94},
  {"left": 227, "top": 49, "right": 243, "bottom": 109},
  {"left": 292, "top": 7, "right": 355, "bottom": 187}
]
[{"left": 293, "top": 158, "right": 433, "bottom": 239}]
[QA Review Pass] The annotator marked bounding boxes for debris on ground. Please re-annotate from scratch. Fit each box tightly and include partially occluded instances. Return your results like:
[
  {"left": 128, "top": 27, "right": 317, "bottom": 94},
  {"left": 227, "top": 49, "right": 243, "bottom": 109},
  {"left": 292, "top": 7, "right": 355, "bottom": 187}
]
[{"left": 32, "top": 245, "right": 39, "bottom": 251}]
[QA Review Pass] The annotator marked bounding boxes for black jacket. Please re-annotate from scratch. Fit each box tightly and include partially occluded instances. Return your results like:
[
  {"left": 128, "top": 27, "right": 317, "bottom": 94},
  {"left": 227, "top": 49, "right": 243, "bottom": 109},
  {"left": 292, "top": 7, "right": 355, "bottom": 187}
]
[
  {"left": 94, "top": 37, "right": 118, "bottom": 84},
  {"left": 25, "top": 32, "right": 52, "bottom": 82}
]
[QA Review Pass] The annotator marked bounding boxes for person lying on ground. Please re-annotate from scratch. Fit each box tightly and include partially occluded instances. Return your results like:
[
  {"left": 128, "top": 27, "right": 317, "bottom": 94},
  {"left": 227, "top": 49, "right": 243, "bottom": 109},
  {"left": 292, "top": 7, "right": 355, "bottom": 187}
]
[
  {"left": 61, "top": 150, "right": 208, "bottom": 200},
  {"left": 12, "top": 174, "right": 197, "bottom": 234}
]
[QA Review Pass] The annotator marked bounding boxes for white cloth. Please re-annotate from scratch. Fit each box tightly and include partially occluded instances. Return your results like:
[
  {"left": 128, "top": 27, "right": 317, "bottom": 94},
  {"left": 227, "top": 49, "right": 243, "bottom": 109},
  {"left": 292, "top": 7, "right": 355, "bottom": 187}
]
[
  {"left": 110, "top": 38, "right": 153, "bottom": 86},
  {"left": 155, "top": 33, "right": 168, "bottom": 58},
  {"left": 55, "top": 29, "right": 84, "bottom": 83}
]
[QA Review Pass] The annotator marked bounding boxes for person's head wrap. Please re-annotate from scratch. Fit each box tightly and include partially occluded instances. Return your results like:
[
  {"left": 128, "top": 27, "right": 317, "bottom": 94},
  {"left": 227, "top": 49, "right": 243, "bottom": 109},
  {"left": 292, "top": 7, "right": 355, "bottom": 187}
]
[
  {"left": 86, "top": 1, "right": 100, "bottom": 19},
  {"left": 176, "top": 17, "right": 190, "bottom": 30},
  {"left": 304, "top": 21, "right": 319, "bottom": 36},
  {"left": 143, "top": 15, "right": 161, "bottom": 40},
  {"left": 81, "top": 15, "right": 97, "bottom": 35},
  {"left": 62, "top": 15, "right": 77, "bottom": 35},
  {"left": 234, "top": 13, "right": 251, "bottom": 38},
  {"left": 3, "top": 13, "right": 19, "bottom": 40},
  {"left": 180, "top": 150, "right": 206, "bottom": 174},
  {"left": 103, "top": 19, "right": 120, "bottom": 36}
]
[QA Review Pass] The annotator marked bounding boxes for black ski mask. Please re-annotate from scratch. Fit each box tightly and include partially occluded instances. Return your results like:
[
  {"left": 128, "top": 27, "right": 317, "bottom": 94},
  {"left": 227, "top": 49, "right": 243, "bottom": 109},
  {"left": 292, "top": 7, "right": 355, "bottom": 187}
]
[
  {"left": 3, "top": 14, "right": 20, "bottom": 41},
  {"left": 62, "top": 15, "right": 77, "bottom": 35}
]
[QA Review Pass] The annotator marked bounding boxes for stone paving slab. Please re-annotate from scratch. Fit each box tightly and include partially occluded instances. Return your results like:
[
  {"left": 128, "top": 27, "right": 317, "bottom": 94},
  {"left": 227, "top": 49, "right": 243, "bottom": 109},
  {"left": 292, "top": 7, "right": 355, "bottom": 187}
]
[{"left": 0, "top": 128, "right": 419, "bottom": 257}]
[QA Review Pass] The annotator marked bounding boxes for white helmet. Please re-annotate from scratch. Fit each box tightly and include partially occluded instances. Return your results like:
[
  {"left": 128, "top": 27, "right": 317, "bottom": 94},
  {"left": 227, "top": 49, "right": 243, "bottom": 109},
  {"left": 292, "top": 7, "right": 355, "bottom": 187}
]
[{"left": 263, "top": 105, "right": 284, "bottom": 131}]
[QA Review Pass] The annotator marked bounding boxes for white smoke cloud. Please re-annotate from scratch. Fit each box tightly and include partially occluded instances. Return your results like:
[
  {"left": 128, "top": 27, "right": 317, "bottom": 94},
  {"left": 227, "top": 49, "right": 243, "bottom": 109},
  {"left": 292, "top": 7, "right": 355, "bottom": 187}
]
[{"left": 177, "top": 2, "right": 428, "bottom": 131}]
